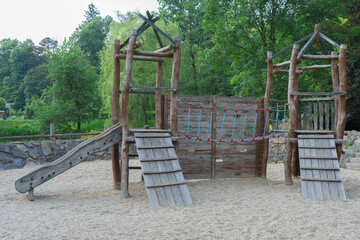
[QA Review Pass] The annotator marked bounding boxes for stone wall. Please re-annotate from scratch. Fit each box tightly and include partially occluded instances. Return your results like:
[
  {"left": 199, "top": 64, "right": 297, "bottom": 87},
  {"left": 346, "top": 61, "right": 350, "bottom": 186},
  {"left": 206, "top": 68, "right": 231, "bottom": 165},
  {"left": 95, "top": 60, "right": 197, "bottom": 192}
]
[{"left": 0, "top": 139, "right": 113, "bottom": 171}]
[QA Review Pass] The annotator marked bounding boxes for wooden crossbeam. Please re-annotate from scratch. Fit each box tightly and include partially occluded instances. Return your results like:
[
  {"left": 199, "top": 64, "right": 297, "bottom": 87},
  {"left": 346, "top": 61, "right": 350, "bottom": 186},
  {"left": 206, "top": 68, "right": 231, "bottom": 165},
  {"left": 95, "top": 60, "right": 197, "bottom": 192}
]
[
  {"left": 138, "top": 13, "right": 177, "bottom": 46},
  {"left": 156, "top": 44, "right": 174, "bottom": 52},
  {"left": 143, "top": 168, "right": 182, "bottom": 174},
  {"left": 301, "top": 178, "right": 342, "bottom": 182},
  {"left": 116, "top": 54, "right": 164, "bottom": 62},
  {"left": 266, "top": 33, "right": 313, "bottom": 62},
  {"left": 139, "top": 157, "right": 178, "bottom": 162},
  {"left": 127, "top": 86, "right": 178, "bottom": 92},
  {"left": 273, "top": 61, "right": 290, "bottom": 68},
  {"left": 119, "top": 16, "right": 160, "bottom": 49},
  {"left": 290, "top": 92, "right": 346, "bottom": 96},
  {"left": 120, "top": 50, "right": 173, "bottom": 58},
  {"left": 298, "top": 64, "right": 332, "bottom": 70},
  {"left": 319, "top": 33, "right": 350, "bottom": 54},
  {"left": 301, "top": 55, "right": 338, "bottom": 60},
  {"left": 297, "top": 32, "right": 317, "bottom": 60},
  {"left": 146, "top": 10, "right": 163, "bottom": 48}
]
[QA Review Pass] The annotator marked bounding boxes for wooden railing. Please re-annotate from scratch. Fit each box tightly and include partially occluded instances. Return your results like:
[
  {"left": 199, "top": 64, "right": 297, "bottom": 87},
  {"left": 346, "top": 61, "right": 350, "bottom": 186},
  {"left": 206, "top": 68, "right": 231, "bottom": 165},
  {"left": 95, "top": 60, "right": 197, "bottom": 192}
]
[
  {"left": 0, "top": 132, "right": 101, "bottom": 141},
  {"left": 298, "top": 97, "right": 335, "bottom": 131}
]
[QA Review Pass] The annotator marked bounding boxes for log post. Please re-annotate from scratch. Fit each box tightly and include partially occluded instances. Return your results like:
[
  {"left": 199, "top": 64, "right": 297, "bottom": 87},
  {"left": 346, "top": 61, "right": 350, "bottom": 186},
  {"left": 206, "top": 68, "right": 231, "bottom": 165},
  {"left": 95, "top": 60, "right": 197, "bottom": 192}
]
[
  {"left": 331, "top": 51, "right": 339, "bottom": 127},
  {"left": 285, "top": 44, "right": 299, "bottom": 185},
  {"left": 336, "top": 44, "right": 347, "bottom": 160},
  {"left": 156, "top": 61, "right": 163, "bottom": 129},
  {"left": 120, "top": 30, "right": 137, "bottom": 198},
  {"left": 170, "top": 36, "right": 181, "bottom": 153},
  {"left": 112, "top": 39, "right": 121, "bottom": 189},
  {"left": 291, "top": 64, "right": 300, "bottom": 176},
  {"left": 261, "top": 51, "right": 273, "bottom": 178}
]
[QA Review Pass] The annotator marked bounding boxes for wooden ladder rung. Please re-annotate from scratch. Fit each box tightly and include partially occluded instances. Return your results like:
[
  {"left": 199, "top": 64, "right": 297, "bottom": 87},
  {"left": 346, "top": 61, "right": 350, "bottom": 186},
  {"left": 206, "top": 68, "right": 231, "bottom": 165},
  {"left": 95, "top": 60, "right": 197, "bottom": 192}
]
[
  {"left": 299, "top": 146, "right": 335, "bottom": 149},
  {"left": 137, "top": 145, "right": 174, "bottom": 149},
  {"left": 301, "top": 167, "right": 340, "bottom": 171},
  {"left": 301, "top": 178, "right": 342, "bottom": 182},
  {"left": 129, "top": 166, "right": 141, "bottom": 169},
  {"left": 146, "top": 181, "right": 187, "bottom": 188},
  {"left": 299, "top": 157, "right": 338, "bottom": 160},
  {"left": 140, "top": 158, "right": 178, "bottom": 162},
  {"left": 143, "top": 168, "right": 182, "bottom": 174}
]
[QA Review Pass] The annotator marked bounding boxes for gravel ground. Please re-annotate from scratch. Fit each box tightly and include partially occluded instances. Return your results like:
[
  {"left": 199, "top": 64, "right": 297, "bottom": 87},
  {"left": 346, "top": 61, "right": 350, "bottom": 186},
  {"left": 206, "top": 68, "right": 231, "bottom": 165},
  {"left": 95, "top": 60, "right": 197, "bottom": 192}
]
[{"left": 1, "top": 160, "right": 360, "bottom": 240}]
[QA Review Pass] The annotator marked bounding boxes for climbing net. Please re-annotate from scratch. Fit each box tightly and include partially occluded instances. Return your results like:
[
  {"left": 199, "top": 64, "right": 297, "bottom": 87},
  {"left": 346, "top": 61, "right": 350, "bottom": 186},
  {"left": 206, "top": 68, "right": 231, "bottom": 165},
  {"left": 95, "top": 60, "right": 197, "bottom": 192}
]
[{"left": 178, "top": 99, "right": 288, "bottom": 144}]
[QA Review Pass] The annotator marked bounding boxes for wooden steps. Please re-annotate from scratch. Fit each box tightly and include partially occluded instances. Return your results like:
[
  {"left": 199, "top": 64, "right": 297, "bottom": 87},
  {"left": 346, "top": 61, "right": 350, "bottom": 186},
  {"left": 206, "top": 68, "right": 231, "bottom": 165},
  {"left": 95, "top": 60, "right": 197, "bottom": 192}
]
[
  {"left": 133, "top": 129, "right": 193, "bottom": 209},
  {"left": 298, "top": 134, "right": 346, "bottom": 201}
]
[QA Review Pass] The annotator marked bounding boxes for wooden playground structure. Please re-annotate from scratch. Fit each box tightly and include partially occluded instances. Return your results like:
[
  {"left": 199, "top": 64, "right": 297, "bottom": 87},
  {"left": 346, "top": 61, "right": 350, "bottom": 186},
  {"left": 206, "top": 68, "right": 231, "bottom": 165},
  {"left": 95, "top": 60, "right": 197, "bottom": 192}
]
[{"left": 15, "top": 16, "right": 348, "bottom": 206}]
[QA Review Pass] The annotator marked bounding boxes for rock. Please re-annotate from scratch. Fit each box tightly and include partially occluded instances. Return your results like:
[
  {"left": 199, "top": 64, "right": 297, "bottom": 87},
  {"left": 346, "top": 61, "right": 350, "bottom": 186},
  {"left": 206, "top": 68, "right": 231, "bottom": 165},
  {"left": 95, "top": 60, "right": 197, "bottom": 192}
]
[
  {"left": 11, "top": 148, "right": 27, "bottom": 159},
  {"left": 15, "top": 144, "right": 28, "bottom": 153},
  {"left": 23, "top": 142, "right": 33, "bottom": 148},
  {"left": 13, "top": 158, "right": 26, "bottom": 168},
  {"left": 41, "top": 142, "right": 52, "bottom": 156},
  {"left": 28, "top": 148, "right": 40, "bottom": 159},
  {"left": 24, "top": 158, "right": 39, "bottom": 168},
  {"left": 0, "top": 152, "right": 13, "bottom": 164},
  {"left": 0, "top": 143, "right": 15, "bottom": 153}
]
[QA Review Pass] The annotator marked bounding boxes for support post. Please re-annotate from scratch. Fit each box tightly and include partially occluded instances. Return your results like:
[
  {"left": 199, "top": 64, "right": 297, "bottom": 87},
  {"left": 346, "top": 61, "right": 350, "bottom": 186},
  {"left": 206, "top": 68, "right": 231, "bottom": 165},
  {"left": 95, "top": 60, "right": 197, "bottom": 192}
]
[
  {"left": 285, "top": 44, "right": 299, "bottom": 185},
  {"left": 331, "top": 51, "right": 339, "bottom": 127},
  {"left": 156, "top": 60, "right": 163, "bottom": 129},
  {"left": 261, "top": 52, "right": 273, "bottom": 178},
  {"left": 112, "top": 40, "right": 121, "bottom": 189},
  {"left": 50, "top": 123, "right": 55, "bottom": 140},
  {"left": 170, "top": 36, "right": 181, "bottom": 153},
  {"left": 336, "top": 44, "right": 347, "bottom": 160},
  {"left": 211, "top": 96, "right": 217, "bottom": 179},
  {"left": 28, "top": 189, "right": 34, "bottom": 201},
  {"left": 291, "top": 64, "right": 300, "bottom": 176},
  {"left": 121, "top": 30, "right": 137, "bottom": 198}
]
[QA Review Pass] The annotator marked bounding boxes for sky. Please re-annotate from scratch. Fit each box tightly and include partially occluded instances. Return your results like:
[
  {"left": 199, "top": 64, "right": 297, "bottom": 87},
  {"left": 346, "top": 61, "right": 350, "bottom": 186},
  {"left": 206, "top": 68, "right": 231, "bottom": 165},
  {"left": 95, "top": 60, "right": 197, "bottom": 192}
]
[{"left": 0, "top": 0, "right": 160, "bottom": 45}]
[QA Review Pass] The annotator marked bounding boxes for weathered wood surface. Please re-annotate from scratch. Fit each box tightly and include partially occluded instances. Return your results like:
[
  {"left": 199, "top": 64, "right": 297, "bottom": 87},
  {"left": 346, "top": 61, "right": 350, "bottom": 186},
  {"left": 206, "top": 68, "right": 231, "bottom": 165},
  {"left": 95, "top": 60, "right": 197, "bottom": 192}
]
[
  {"left": 291, "top": 92, "right": 346, "bottom": 96},
  {"left": 166, "top": 95, "right": 262, "bottom": 179},
  {"left": 156, "top": 62, "right": 162, "bottom": 129},
  {"left": 15, "top": 124, "right": 122, "bottom": 194},
  {"left": 298, "top": 100, "right": 335, "bottom": 131},
  {"left": 298, "top": 134, "right": 346, "bottom": 201},
  {"left": 134, "top": 131, "right": 192, "bottom": 209},
  {"left": 112, "top": 40, "right": 121, "bottom": 188},
  {"left": 120, "top": 50, "right": 173, "bottom": 58},
  {"left": 301, "top": 55, "right": 338, "bottom": 60},
  {"left": 116, "top": 54, "right": 165, "bottom": 62},
  {"left": 298, "top": 64, "right": 331, "bottom": 71}
]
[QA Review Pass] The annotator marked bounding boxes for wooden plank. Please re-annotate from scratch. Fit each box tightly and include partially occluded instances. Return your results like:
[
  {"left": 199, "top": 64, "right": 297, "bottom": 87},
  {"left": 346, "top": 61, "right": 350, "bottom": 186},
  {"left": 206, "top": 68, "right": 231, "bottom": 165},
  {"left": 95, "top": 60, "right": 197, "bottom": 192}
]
[
  {"left": 315, "top": 138, "right": 331, "bottom": 201},
  {"left": 298, "top": 101, "right": 303, "bottom": 130},
  {"left": 156, "top": 62, "right": 162, "bottom": 129},
  {"left": 295, "top": 131, "right": 335, "bottom": 135},
  {"left": 301, "top": 178, "right": 342, "bottom": 182},
  {"left": 299, "top": 97, "right": 334, "bottom": 102},
  {"left": 150, "top": 143, "right": 176, "bottom": 208},
  {"left": 308, "top": 102, "right": 312, "bottom": 130},
  {"left": 137, "top": 145, "right": 174, "bottom": 149},
  {"left": 308, "top": 138, "right": 324, "bottom": 200},
  {"left": 325, "top": 101, "right": 330, "bottom": 130},
  {"left": 331, "top": 101, "right": 335, "bottom": 130},
  {"left": 313, "top": 101, "right": 318, "bottom": 130},
  {"left": 303, "top": 103, "right": 307, "bottom": 130},
  {"left": 298, "top": 138, "right": 315, "bottom": 199},
  {"left": 300, "top": 167, "right": 339, "bottom": 171},
  {"left": 134, "top": 132, "right": 171, "bottom": 138},
  {"left": 299, "top": 157, "right": 338, "bottom": 160},
  {"left": 120, "top": 50, "right": 173, "bottom": 58},
  {"left": 298, "top": 146, "right": 335, "bottom": 149},
  {"left": 131, "top": 128, "right": 171, "bottom": 133},
  {"left": 143, "top": 168, "right": 182, "bottom": 174},
  {"left": 319, "top": 102, "right": 324, "bottom": 130},
  {"left": 290, "top": 92, "right": 346, "bottom": 96},
  {"left": 328, "top": 140, "right": 346, "bottom": 201}
]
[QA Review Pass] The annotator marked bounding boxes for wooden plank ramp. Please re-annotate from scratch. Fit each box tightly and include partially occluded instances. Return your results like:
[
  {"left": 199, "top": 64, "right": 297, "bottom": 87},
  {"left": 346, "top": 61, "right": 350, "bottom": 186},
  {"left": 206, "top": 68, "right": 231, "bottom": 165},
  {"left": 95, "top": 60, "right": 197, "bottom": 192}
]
[
  {"left": 133, "top": 129, "right": 193, "bottom": 209},
  {"left": 298, "top": 134, "right": 346, "bottom": 201}
]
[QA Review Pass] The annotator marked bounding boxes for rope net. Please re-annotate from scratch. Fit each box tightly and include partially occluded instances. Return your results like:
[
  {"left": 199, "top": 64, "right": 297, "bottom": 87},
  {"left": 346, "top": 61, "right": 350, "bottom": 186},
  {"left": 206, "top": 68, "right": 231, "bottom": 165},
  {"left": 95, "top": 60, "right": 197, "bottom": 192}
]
[{"left": 178, "top": 100, "right": 287, "bottom": 144}]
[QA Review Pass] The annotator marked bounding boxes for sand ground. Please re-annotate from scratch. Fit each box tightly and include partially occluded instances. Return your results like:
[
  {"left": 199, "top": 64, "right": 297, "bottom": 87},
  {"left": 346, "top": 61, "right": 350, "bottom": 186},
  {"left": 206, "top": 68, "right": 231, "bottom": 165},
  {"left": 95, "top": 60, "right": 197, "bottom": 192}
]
[{"left": 1, "top": 160, "right": 360, "bottom": 240}]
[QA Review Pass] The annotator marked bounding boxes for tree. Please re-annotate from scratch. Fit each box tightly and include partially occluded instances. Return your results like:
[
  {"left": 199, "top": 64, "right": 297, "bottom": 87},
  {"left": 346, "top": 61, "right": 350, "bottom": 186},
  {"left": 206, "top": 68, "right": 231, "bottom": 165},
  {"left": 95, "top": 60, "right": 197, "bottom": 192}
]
[
  {"left": 0, "top": 97, "right": 6, "bottom": 110},
  {"left": 45, "top": 41, "right": 100, "bottom": 131},
  {"left": 84, "top": 3, "right": 101, "bottom": 22},
  {"left": 24, "top": 64, "right": 52, "bottom": 100},
  {"left": 39, "top": 37, "right": 58, "bottom": 52}
]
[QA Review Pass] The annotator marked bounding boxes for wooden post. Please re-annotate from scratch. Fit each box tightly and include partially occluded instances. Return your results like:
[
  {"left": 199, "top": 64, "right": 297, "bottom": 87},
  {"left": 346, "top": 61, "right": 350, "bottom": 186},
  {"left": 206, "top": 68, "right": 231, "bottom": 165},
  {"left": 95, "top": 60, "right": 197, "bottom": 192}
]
[
  {"left": 112, "top": 40, "right": 121, "bottom": 189},
  {"left": 211, "top": 96, "right": 217, "bottom": 179},
  {"left": 331, "top": 51, "right": 339, "bottom": 127},
  {"left": 170, "top": 36, "right": 181, "bottom": 153},
  {"left": 261, "top": 52, "right": 273, "bottom": 178},
  {"left": 120, "top": 30, "right": 137, "bottom": 198},
  {"left": 291, "top": 64, "right": 300, "bottom": 176},
  {"left": 285, "top": 44, "right": 299, "bottom": 185},
  {"left": 336, "top": 44, "right": 347, "bottom": 160},
  {"left": 50, "top": 123, "right": 55, "bottom": 140},
  {"left": 156, "top": 61, "right": 163, "bottom": 129}
]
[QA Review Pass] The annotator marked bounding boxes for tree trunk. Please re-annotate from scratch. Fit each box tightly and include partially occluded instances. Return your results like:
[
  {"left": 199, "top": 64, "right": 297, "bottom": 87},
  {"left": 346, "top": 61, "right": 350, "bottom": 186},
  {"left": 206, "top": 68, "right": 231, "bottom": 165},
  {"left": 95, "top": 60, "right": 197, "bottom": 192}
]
[{"left": 77, "top": 121, "right": 81, "bottom": 132}]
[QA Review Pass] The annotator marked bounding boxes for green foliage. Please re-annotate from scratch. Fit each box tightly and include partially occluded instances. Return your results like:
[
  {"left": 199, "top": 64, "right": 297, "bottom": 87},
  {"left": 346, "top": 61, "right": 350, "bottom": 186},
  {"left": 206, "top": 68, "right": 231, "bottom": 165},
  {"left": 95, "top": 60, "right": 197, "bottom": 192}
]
[
  {"left": 0, "top": 118, "right": 41, "bottom": 137},
  {"left": 33, "top": 41, "right": 100, "bottom": 132},
  {"left": 0, "top": 97, "right": 5, "bottom": 110},
  {"left": 24, "top": 64, "right": 52, "bottom": 101}
]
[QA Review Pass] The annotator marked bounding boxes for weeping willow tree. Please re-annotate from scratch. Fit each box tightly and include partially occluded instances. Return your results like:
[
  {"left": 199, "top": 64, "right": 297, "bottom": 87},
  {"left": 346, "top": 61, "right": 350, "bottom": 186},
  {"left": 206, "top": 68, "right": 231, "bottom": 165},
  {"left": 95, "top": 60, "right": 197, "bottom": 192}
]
[{"left": 99, "top": 12, "right": 180, "bottom": 128}]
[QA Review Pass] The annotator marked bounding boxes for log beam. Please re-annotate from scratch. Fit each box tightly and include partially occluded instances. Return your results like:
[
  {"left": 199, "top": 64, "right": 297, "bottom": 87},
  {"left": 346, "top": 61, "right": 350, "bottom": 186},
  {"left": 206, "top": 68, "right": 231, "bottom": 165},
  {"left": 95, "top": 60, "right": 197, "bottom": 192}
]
[{"left": 116, "top": 54, "right": 164, "bottom": 62}]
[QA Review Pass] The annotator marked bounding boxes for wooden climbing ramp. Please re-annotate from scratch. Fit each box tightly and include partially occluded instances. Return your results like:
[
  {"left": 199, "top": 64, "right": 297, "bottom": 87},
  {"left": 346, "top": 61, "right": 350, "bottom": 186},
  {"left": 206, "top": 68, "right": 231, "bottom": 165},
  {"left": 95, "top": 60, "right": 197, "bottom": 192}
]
[
  {"left": 298, "top": 134, "right": 346, "bottom": 201},
  {"left": 133, "top": 129, "right": 193, "bottom": 209}
]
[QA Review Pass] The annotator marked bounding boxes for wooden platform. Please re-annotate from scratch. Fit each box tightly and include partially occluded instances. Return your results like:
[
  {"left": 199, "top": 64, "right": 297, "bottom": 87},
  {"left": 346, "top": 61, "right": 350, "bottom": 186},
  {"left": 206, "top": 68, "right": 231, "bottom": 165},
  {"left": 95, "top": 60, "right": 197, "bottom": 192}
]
[
  {"left": 133, "top": 129, "right": 193, "bottom": 209},
  {"left": 298, "top": 134, "right": 346, "bottom": 201}
]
